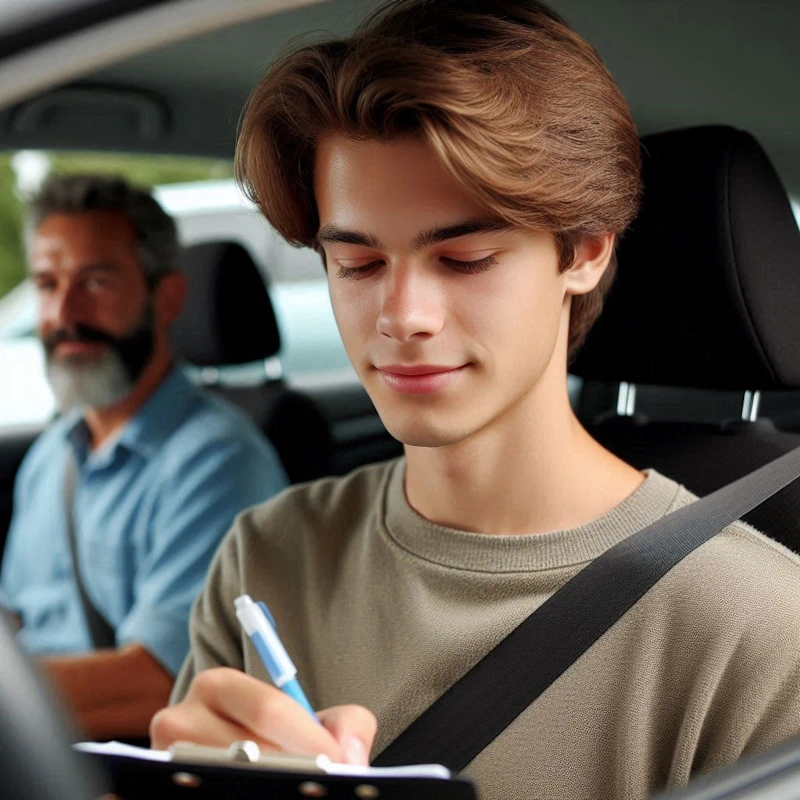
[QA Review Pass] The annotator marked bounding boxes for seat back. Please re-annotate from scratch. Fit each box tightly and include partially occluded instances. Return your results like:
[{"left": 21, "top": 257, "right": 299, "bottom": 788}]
[
  {"left": 572, "top": 126, "right": 800, "bottom": 552},
  {"left": 172, "top": 241, "right": 332, "bottom": 483}
]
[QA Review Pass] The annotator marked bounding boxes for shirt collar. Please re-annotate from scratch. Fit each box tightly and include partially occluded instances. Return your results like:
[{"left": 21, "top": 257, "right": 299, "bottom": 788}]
[
  {"left": 65, "top": 409, "right": 91, "bottom": 464},
  {"left": 64, "top": 365, "right": 198, "bottom": 465},
  {"left": 117, "top": 365, "right": 197, "bottom": 459}
]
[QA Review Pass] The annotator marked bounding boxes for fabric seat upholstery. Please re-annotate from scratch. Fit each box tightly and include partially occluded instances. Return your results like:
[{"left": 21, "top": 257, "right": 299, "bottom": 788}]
[
  {"left": 172, "top": 240, "right": 333, "bottom": 483},
  {"left": 571, "top": 125, "right": 800, "bottom": 553}
]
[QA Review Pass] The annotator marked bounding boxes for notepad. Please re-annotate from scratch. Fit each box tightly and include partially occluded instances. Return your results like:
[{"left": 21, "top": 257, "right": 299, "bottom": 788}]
[{"left": 75, "top": 739, "right": 452, "bottom": 779}]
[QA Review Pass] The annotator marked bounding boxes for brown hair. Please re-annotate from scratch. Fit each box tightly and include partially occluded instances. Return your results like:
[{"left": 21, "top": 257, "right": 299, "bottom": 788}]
[
  {"left": 236, "top": 0, "right": 642, "bottom": 360},
  {"left": 28, "top": 173, "right": 179, "bottom": 283}
]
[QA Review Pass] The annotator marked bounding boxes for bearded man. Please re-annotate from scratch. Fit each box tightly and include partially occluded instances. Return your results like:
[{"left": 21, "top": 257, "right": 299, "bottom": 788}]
[{"left": 0, "top": 174, "right": 287, "bottom": 740}]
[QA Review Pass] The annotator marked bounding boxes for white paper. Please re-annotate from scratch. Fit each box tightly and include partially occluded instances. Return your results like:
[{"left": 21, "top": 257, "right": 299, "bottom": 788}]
[
  {"left": 75, "top": 741, "right": 450, "bottom": 779},
  {"left": 75, "top": 741, "right": 172, "bottom": 762},
  {"left": 319, "top": 756, "right": 451, "bottom": 779}
]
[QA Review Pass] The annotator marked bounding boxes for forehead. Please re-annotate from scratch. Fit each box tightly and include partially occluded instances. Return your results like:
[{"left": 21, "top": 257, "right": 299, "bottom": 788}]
[
  {"left": 313, "top": 134, "right": 490, "bottom": 234},
  {"left": 30, "top": 210, "right": 138, "bottom": 267}
]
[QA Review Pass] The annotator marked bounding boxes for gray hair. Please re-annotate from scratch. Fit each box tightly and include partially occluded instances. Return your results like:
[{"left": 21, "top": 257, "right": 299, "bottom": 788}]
[{"left": 27, "top": 173, "right": 180, "bottom": 282}]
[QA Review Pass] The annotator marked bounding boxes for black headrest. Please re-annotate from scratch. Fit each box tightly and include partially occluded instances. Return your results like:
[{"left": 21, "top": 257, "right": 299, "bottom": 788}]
[
  {"left": 171, "top": 241, "right": 281, "bottom": 367},
  {"left": 571, "top": 125, "right": 800, "bottom": 391}
]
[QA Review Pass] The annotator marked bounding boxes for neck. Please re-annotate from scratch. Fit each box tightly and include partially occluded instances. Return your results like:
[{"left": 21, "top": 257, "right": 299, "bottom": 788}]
[
  {"left": 83, "top": 353, "right": 174, "bottom": 450},
  {"left": 404, "top": 350, "right": 643, "bottom": 537}
]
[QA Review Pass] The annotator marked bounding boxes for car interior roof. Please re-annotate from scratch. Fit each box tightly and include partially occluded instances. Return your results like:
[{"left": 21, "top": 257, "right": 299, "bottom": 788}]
[{"left": 0, "top": 0, "right": 798, "bottom": 198}]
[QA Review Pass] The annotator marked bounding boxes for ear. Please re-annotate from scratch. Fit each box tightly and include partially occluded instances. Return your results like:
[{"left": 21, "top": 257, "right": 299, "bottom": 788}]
[
  {"left": 563, "top": 233, "right": 616, "bottom": 297},
  {"left": 152, "top": 271, "right": 187, "bottom": 326}
]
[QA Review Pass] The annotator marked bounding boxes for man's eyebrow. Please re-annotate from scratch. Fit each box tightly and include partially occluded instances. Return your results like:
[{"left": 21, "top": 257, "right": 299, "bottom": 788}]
[
  {"left": 411, "top": 219, "right": 511, "bottom": 250},
  {"left": 315, "top": 225, "right": 383, "bottom": 250},
  {"left": 79, "top": 263, "right": 118, "bottom": 275},
  {"left": 30, "top": 262, "right": 119, "bottom": 278}
]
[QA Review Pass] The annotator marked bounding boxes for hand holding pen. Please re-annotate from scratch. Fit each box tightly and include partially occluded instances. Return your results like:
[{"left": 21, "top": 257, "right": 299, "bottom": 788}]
[{"left": 150, "top": 598, "right": 376, "bottom": 766}]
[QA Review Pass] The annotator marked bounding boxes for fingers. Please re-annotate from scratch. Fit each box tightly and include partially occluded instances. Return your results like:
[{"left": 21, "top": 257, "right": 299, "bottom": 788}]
[
  {"left": 150, "top": 668, "right": 345, "bottom": 762},
  {"left": 318, "top": 705, "right": 378, "bottom": 766},
  {"left": 150, "top": 668, "right": 378, "bottom": 767},
  {"left": 193, "top": 669, "right": 342, "bottom": 758},
  {"left": 150, "top": 700, "right": 250, "bottom": 750}
]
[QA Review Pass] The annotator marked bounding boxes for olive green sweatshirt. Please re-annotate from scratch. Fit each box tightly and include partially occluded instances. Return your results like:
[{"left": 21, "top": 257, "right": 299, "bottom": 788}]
[{"left": 173, "top": 460, "right": 800, "bottom": 800}]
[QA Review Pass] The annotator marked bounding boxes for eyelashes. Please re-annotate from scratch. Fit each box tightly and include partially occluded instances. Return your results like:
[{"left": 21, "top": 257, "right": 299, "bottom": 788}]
[
  {"left": 442, "top": 255, "right": 498, "bottom": 274},
  {"left": 334, "top": 263, "right": 374, "bottom": 280},
  {"left": 335, "top": 255, "right": 498, "bottom": 281}
]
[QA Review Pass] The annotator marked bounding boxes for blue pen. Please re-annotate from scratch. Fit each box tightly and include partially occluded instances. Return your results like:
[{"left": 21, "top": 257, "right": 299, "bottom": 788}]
[{"left": 234, "top": 594, "right": 317, "bottom": 720}]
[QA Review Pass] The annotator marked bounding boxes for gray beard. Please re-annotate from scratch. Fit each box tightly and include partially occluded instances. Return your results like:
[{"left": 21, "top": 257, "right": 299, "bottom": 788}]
[{"left": 47, "top": 350, "right": 134, "bottom": 414}]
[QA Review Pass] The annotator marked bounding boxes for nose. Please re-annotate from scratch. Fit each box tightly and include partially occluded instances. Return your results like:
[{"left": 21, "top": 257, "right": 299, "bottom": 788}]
[
  {"left": 376, "top": 263, "right": 446, "bottom": 342},
  {"left": 47, "top": 281, "right": 87, "bottom": 331}
]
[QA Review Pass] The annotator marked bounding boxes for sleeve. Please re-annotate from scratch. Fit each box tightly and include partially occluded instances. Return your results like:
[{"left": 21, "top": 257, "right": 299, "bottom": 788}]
[
  {"left": 116, "top": 437, "right": 287, "bottom": 675},
  {"left": 0, "top": 437, "right": 40, "bottom": 605},
  {"left": 170, "top": 512, "right": 251, "bottom": 703},
  {"left": 742, "top": 656, "right": 800, "bottom": 757},
  {"left": 692, "top": 565, "right": 800, "bottom": 777},
  {"left": 0, "top": 584, "right": 15, "bottom": 612},
  {"left": 725, "top": 552, "right": 800, "bottom": 763}
]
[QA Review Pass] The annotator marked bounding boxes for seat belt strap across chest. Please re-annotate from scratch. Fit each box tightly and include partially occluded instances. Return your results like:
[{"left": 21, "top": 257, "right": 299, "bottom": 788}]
[
  {"left": 373, "top": 445, "right": 800, "bottom": 772},
  {"left": 64, "top": 454, "right": 116, "bottom": 650}
]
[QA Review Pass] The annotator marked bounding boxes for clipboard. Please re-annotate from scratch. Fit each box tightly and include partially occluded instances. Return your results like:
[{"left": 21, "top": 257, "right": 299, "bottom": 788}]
[{"left": 76, "top": 741, "right": 478, "bottom": 799}]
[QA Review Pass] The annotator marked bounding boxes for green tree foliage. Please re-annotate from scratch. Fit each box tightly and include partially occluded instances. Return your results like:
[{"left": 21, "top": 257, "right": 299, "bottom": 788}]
[
  {"left": 0, "top": 156, "right": 26, "bottom": 299},
  {"left": 49, "top": 152, "right": 232, "bottom": 188},
  {"left": 0, "top": 151, "right": 232, "bottom": 300}
]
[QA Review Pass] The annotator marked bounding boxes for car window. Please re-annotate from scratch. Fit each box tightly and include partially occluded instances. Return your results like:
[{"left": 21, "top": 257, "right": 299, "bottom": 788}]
[
  {"left": 2, "top": 152, "right": 796, "bottom": 435},
  {"left": 0, "top": 151, "right": 352, "bottom": 432},
  {"left": 151, "top": 177, "right": 351, "bottom": 383}
]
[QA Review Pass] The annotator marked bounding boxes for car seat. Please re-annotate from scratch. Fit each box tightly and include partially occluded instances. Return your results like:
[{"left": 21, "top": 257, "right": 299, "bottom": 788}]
[
  {"left": 571, "top": 125, "right": 800, "bottom": 553},
  {"left": 171, "top": 240, "right": 333, "bottom": 483}
]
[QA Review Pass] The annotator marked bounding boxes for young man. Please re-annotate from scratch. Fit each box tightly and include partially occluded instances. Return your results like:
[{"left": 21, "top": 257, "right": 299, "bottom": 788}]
[
  {"left": 152, "top": 2, "right": 800, "bottom": 797},
  {"left": 0, "top": 174, "right": 287, "bottom": 739}
]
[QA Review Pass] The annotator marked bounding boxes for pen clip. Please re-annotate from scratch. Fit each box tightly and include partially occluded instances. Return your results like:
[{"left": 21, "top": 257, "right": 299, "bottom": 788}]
[{"left": 257, "top": 601, "right": 276, "bottom": 628}]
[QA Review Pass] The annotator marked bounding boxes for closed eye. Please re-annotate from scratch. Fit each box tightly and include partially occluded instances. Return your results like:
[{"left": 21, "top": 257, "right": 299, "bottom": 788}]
[
  {"left": 441, "top": 254, "right": 498, "bottom": 274},
  {"left": 336, "top": 260, "right": 383, "bottom": 280},
  {"left": 335, "top": 253, "right": 499, "bottom": 281}
]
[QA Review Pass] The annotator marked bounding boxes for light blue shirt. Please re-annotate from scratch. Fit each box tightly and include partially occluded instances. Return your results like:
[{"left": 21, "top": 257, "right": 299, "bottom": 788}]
[{"left": 0, "top": 366, "right": 287, "bottom": 675}]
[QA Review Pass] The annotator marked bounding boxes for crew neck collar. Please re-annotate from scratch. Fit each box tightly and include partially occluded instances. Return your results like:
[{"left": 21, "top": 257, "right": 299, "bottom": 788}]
[{"left": 382, "top": 460, "right": 681, "bottom": 572}]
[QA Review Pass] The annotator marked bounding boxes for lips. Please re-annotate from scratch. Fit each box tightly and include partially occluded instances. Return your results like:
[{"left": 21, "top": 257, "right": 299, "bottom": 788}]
[
  {"left": 54, "top": 340, "right": 107, "bottom": 357},
  {"left": 375, "top": 364, "right": 469, "bottom": 394}
]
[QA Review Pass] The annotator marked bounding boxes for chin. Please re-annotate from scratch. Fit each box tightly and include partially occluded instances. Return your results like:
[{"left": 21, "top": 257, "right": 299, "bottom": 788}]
[
  {"left": 380, "top": 412, "right": 479, "bottom": 449},
  {"left": 364, "top": 377, "right": 489, "bottom": 448}
]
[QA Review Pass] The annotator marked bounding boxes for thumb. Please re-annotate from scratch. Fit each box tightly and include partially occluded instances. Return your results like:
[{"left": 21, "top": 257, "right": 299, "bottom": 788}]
[{"left": 317, "top": 705, "right": 378, "bottom": 766}]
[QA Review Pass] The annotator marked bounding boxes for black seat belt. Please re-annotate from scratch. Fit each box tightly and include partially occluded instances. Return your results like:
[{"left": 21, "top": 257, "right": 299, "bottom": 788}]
[
  {"left": 374, "top": 445, "right": 800, "bottom": 772},
  {"left": 64, "top": 454, "right": 117, "bottom": 650}
]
